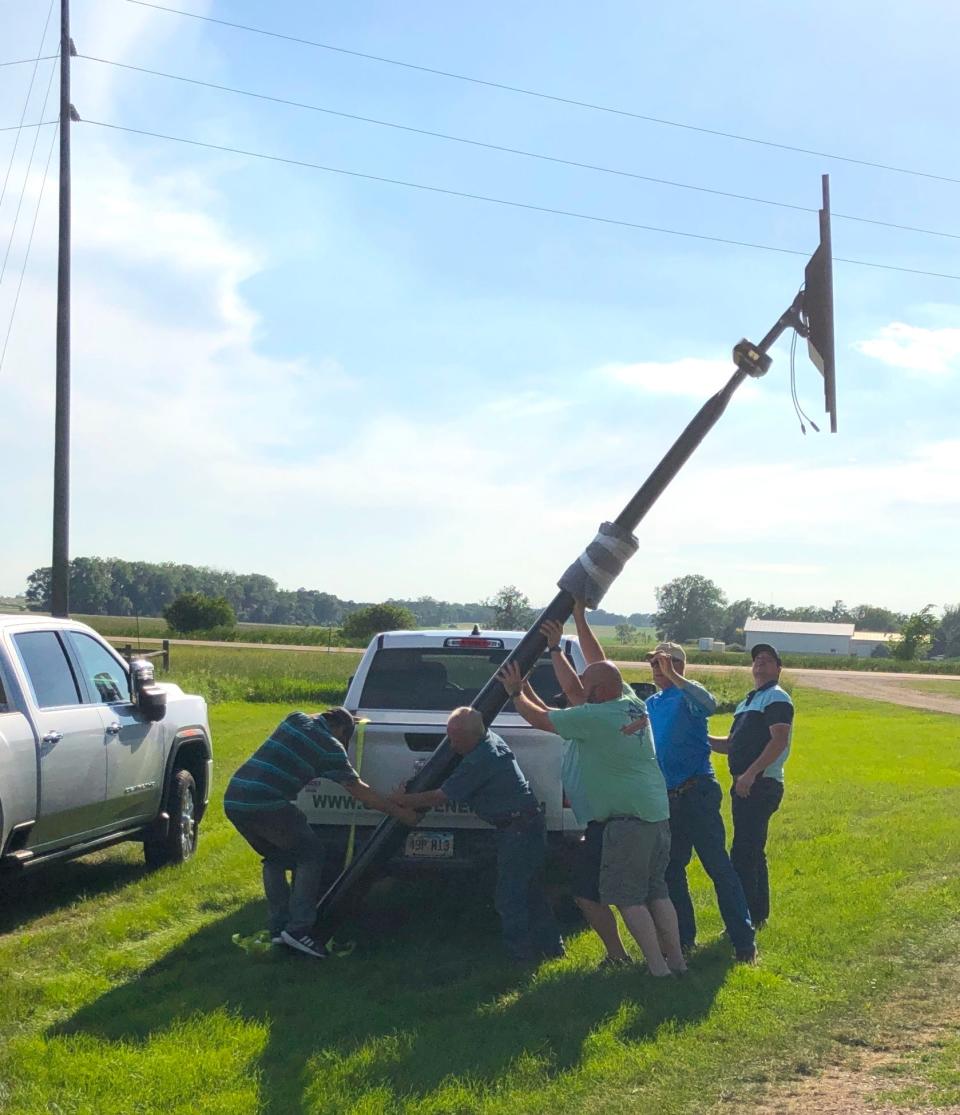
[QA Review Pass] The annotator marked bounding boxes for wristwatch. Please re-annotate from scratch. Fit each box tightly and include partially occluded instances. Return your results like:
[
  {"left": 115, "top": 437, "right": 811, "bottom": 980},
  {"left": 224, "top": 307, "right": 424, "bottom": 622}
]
[{"left": 548, "top": 645, "right": 562, "bottom": 654}]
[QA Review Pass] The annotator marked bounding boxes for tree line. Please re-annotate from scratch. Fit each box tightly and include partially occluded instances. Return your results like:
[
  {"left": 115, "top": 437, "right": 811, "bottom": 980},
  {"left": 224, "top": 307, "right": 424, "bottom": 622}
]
[
  {"left": 652, "top": 573, "right": 960, "bottom": 659},
  {"left": 22, "top": 558, "right": 651, "bottom": 630}
]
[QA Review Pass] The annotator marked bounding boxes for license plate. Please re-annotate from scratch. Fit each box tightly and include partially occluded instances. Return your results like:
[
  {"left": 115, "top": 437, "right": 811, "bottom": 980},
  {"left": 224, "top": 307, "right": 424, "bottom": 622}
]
[{"left": 404, "top": 831, "right": 454, "bottom": 858}]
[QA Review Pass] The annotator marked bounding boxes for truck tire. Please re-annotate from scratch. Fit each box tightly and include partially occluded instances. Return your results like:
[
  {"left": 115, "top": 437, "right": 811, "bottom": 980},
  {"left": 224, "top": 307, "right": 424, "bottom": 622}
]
[{"left": 144, "top": 769, "right": 199, "bottom": 869}]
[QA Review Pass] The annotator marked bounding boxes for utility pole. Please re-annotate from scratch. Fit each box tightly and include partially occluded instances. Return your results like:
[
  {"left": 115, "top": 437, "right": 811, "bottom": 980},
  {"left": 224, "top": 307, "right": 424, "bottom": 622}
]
[{"left": 51, "top": 0, "right": 73, "bottom": 617}]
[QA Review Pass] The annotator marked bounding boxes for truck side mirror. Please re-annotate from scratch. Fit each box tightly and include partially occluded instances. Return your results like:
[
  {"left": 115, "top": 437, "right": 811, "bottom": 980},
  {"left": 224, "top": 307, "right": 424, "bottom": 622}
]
[{"left": 130, "top": 658, "right": 167, "bottom": 723}]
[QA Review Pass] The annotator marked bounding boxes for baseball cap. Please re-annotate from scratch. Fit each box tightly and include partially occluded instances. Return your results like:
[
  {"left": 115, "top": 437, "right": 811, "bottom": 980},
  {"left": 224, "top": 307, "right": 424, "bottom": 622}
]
[
  {"left": 322, "top": 706, "right": 357, "bottom": 737},
  {"left": 645, "top": 641, "right": 686, "bottom": 664},
  {"left": 750, "top": 643, "right": 782, "bottom": 667}
]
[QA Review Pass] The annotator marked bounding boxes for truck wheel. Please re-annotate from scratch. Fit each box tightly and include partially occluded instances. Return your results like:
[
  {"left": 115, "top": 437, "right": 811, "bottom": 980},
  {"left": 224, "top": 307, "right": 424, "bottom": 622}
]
[{"left": 144, "top": 769, "right": 199, "bottom": 869}]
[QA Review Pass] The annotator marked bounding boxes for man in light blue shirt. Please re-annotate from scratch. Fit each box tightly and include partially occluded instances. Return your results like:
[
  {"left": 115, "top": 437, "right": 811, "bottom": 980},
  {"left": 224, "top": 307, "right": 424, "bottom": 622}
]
[{"left": 643, "top": 643, "right": 755, "bottom": 962}]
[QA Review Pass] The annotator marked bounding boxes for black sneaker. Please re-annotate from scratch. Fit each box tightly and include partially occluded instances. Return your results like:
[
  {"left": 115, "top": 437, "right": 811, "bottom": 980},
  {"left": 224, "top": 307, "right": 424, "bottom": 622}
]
[
  {"left": 280, "top": 929, "right": 328, "bottom": 958},
  {"left": 734, "top": 946, "right": 758, "bottom": 965}
]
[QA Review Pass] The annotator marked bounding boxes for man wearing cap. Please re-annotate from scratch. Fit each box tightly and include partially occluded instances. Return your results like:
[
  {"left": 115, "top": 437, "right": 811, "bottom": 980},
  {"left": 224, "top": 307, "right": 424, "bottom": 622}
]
[
  {"left": 641, "top": 641, "right": 757, "bottom": 962},
  {"left": 709, "top": 643, "right": 793, "bottom": 929},
  {"left": 225, "top": 707, "right": 419, "bottom": 958}
]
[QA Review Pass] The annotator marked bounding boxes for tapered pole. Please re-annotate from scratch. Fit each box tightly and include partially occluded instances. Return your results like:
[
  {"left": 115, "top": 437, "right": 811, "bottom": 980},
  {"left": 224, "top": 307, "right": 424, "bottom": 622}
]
[
  {"left": 51, "top": 0, "right": 72, "bottom": 618},
  {"left": 314, "top": 346, "right": 790, "bottom": 937}
]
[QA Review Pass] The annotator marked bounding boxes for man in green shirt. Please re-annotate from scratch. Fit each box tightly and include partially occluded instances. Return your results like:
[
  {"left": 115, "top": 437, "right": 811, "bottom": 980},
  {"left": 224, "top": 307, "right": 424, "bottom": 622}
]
[{"left": 498, "top": 651, "right": 685, "bottom": 978}]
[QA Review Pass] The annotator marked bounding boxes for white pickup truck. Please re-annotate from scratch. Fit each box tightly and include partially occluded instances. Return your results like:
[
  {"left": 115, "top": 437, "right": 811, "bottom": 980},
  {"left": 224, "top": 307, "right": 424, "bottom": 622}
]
[
  {"left": 0, "top": 615, "right": 212, "bottom": 880},
  {"left": 300, "top": 628, "right": 651, "bottom": 880}
]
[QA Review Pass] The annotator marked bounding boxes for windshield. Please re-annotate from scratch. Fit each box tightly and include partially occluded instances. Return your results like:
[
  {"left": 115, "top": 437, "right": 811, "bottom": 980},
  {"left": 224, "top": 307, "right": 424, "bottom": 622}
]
[{"left": 357, "top": 646, "right": 569, "bottom": 712}]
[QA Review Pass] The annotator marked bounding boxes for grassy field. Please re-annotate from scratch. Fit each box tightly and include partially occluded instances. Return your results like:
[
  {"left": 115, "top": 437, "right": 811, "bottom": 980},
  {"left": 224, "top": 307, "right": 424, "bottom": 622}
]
[
  {"left": 1, "top": 688, "right": 958, "bottom": 1114},
  {"left": 161, "top": 644, "right": 362, "bottom": 705},
  {"left": 893, "top": 678, "right": 960, "bottom": 698}
]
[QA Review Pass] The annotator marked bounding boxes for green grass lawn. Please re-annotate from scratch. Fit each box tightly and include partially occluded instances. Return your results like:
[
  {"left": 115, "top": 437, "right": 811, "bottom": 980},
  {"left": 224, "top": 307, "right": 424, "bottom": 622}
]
[{"left": 2, "top": 688, "right": 959, "bottom": 1112}]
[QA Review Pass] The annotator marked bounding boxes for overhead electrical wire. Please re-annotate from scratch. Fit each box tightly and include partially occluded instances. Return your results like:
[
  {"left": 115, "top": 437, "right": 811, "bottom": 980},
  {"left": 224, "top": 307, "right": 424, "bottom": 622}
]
[
  {"left": 0, "top": 123, "right": 58, "bottom": 376},
  {"left": 83, "top": 119, "right": 960, "bottom": 281},
  {"left": 0, "top": 56, "right": 59, "bottom": 68},
  {"left": 124, "top": 0, "right": 960, "bottom": 187},
  {"left": 77, "top": 55, "right": 960, "bottom": 243},
  {"left": 0, "top": 122, "right": 58, "bottom": 133},
  {"left": 0, "top": 0, "right": 57, "bottom": 219},
  {"left": 1, "top": 55, "right": 59, "bottom": 284}
]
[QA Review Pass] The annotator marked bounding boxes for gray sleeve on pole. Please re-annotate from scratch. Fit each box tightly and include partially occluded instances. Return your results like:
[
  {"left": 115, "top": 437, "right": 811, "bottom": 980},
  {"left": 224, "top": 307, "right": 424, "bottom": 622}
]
[{"left": 557, "top": 521, "right": 639, "bottom": 608}]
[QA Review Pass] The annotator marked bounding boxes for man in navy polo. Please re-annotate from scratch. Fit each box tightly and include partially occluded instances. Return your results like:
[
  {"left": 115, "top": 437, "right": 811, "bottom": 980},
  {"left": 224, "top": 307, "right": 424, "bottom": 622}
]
[
  {"left": 642, "top": 642, "right": 756, "bottom": 962},
  {"left": 709, "top": 642, "right": 793, "bottom": 929},
  {"left": 391, "top": 706, "right": 564, "bottom": 964}
]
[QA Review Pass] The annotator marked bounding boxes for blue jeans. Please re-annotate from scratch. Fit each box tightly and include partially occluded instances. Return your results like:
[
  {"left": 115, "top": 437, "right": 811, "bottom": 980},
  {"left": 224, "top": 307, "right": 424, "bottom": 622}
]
[
  {"left": 665, "top": 775, "right": 755, "bottom": 953},
  {"left": 226, "top": 804, "right": 327, "bottom": 935},
  {"left": 493, "top": 814, "right": 563, "bottom": 961},
  {"left": 731, "top": 776, "right": 784, "bottom": 927}
]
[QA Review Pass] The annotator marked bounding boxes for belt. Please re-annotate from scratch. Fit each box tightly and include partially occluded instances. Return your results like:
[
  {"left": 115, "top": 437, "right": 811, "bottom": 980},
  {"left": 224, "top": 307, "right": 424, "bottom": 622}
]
[
  {"left": 668, "top": 775, "right": 701, "bottom": 801},
  {"left": 492, "top": 804, "right": 543, "bottom": 830}
]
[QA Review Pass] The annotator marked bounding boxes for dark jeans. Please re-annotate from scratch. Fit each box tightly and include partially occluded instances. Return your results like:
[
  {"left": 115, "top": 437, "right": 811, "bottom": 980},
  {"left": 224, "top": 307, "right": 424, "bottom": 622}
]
[
  {"left": 226, "top": 803, "right": 328, "bottom": 935},
  {"left": 730, "top": 776, "right": 784, "bottom": 927},
  {"left": 494, "top": 813, "right": 563, "bottom": 961},
  {"left": 665, "top": 774, "right": 755, "bottom": 953}
]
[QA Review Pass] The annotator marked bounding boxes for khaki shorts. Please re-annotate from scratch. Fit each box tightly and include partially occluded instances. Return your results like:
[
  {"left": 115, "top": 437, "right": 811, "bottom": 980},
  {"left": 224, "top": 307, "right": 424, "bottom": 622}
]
[{"left": 598, "top": 816, "right": 670, "bottom": 907}]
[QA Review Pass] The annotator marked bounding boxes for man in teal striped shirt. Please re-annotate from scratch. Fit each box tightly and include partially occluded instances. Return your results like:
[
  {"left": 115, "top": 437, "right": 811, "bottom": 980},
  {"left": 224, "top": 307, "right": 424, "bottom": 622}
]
[{"left": 225, "top": 707, "right": 418, "bottom": 957}]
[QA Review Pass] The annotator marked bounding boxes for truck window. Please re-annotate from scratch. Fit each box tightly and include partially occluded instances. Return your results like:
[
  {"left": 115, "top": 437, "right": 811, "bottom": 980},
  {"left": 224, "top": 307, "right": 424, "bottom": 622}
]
[
  {"left": 358, "top": 648, "right": 565, "bottom": 711},
  {"left": 14, "top": 631, "right": 82, "bottom": 708},
  {"left": 67, "top": 632, "right": 129, "bottom": 704}
]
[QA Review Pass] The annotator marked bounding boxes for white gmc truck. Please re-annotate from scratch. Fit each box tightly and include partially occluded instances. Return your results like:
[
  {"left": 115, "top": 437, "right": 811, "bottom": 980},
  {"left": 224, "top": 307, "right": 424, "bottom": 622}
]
[
  {"left": 0, "top": 615, "right": 212, "bottom": 880},
  {"left": 299, "top": 628, "right": 650, "bottom": 879}
]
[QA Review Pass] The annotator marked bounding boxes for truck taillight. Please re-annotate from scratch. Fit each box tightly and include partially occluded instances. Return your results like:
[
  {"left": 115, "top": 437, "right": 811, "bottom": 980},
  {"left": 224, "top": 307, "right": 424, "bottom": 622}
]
[
  {"left": 562, "top": 793, "right": 571, "bottom": 809},
  {"left": 443, "top": 637, "right": 505, "bottom": 649}
]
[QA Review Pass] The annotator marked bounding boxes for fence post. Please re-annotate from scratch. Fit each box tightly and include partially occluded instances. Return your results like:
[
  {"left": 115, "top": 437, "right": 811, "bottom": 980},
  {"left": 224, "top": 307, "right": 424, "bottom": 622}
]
[{"left": 162, "top": 639, "right": 170, "bottom": 672}]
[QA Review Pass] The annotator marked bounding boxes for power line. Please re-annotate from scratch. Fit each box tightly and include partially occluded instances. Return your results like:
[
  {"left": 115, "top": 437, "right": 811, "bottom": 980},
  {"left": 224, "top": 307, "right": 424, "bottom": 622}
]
[
  {"left": 79, "top": 55, "right": 960, "bottom": 243},
  {"left": 1, "top": 57, "right": 58, "bottom": 284},
  {"left": 0, "top": 56, "right": 59, "bottom": 67},
  {"left": 124, "top": 0, "right": 960, "bottom": 188},
  {"left": 0, "top": 0, "right": 56, "bottom": 218},
  {"left": 83, "top": 118, "right": 960, "bottom": 281},
  {"left": 0, "top": 121, "right": 58, "bottom": 133},
  {"left": 0, "top": 123, "right": 58, "bottom": 376}
]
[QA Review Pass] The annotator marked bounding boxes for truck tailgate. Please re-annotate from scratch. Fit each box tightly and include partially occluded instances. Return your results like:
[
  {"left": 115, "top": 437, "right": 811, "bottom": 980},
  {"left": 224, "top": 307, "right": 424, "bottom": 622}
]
[{"left": 297, "top": 712, "right": 566, "bottom": 830}]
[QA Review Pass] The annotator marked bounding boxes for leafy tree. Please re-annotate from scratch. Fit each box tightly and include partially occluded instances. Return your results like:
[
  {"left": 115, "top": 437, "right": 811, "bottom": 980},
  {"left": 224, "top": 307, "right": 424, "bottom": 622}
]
[
  {"left": 931, "top": 604, "right": 960, "bottom": 658},
  {"left": 615, "top": 623, "right": 637, "bottom": 644},
  {"left": 720, "top": 598, "right": 755, "bottom": 645},
  {"left": 164, "top": 593, "right": 236, "bottom": 634},
  {"left": 482, "top": 585, "right": 536, "bottom": 630},
  {"left": 890, "top": 605, "right": 938, "bottom": 661},
  {"left": 340, "top": 602, "right": 416, "bottom": 643},
  {"left": 851, "top": 604, "right": 904, "bottom": 632},
  {"left": 654, "top": 574, "right": 727, "bottom": 643}
]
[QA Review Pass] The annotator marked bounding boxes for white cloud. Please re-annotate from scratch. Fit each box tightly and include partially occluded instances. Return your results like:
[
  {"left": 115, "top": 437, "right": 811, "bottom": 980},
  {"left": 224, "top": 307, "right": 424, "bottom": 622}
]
[
  {"left": 598, "top": 357, "right": 757, "bottom": 398},
  {"left": 855, "top": 322, "right": 960, "bottom": 376}
]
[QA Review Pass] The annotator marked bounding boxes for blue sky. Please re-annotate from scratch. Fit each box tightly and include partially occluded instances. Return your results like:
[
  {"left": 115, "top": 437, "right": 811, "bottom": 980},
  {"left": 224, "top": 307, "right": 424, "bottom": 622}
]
[{"left": 1, "top": 0, "right": 958, "bottom": 616}]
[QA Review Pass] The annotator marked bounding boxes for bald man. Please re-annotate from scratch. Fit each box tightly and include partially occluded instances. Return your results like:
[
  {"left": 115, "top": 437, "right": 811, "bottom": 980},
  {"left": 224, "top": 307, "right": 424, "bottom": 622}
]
[
  {"left": 391, "top": 707, "right": 564, "bottom": 964},
  {"left": 500, "top": 627, "right": 685, "bottom": 979}
]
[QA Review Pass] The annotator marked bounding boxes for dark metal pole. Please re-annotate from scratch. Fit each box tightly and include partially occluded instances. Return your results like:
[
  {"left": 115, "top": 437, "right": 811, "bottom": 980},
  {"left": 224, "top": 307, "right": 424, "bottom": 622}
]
[
  {"left": 820, "top": 175, "right": 837, "bottom": 432},
  {"left": 51, "top": 0, "right": 71, "bottom": 618},
  {"left": 314, "top": 316, "right": 799, "bottom": 937}
]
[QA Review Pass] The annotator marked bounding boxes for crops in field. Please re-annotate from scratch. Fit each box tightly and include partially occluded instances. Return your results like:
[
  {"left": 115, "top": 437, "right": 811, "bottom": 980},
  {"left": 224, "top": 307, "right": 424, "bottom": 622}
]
[{"left": 163, "top": 644, "right": 362, "bottom": 705}]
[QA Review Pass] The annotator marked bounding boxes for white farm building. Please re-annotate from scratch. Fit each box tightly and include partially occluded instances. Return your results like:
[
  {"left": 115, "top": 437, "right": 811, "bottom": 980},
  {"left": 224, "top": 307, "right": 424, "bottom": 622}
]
[{"left": 743, "top": 618, "right": 896, "bottom": 657}]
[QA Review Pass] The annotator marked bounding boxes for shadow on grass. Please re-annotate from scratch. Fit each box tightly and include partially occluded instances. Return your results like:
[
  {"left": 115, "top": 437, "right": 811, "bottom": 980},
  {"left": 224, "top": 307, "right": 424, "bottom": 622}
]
[
  {"left": 0, "top": 851, "right": 147, "bottom": 936},
  {"left": 55, "top": 875, "right": 731, "bottom": 1113}
]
